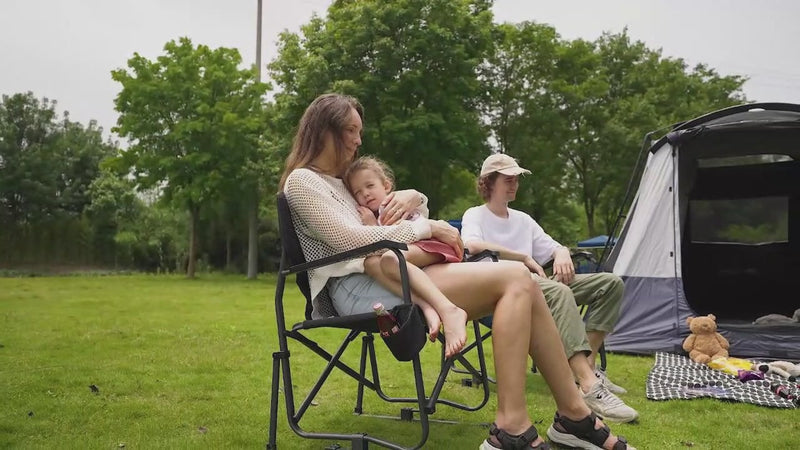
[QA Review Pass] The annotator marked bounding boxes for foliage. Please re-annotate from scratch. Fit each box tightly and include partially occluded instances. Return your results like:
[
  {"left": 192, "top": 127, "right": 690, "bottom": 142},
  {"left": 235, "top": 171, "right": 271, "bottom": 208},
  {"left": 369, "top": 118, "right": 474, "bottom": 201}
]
[
  {"left": 268, "top": 0, "right": 494, "bottom": 215},
  {"left": 0, "top": 92, "right": 120, "bottom": 267},
  {"left": 551, "top": 31, "right": 747, "bottom": 236},
  {"left": 478, "top": 21, "right": 582, "bottom": 240},
  {"left": 0, "top": 92, "right": 116, "bottom": 225},
  {"left": 480, "top": 25, "right": 747, "bottom": 239},
  {"left": 111, "top": 37, "right": 270, "bottom": 277}
]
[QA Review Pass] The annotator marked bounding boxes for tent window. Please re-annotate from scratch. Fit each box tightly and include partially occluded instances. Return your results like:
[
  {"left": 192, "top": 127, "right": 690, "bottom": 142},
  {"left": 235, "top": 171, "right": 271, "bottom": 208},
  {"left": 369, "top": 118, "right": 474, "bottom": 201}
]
[
  {"left": 689, "top": 197, "right": 788, "bottom": 244},
  {"left": 697, "top": 154, "right": 792, "bottom": 168}
]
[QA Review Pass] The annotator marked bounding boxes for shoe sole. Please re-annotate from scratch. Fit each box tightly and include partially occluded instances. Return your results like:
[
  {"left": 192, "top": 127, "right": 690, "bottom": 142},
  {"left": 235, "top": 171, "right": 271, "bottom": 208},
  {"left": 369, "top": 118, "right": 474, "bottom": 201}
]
[
  {"left": 479, "top": 439, "right": 499, "bottom": 450},
  {"left": 586, "top": 408, "right": 639, "bottom": 424},
  {"left": 546, "top": 425, "right": 603, "bottom": 450}
]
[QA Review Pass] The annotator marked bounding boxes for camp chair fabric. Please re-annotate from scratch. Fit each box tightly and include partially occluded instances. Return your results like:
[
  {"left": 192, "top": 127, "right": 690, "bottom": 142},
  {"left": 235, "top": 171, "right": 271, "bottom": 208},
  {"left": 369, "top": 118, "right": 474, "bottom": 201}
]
[{"left": 269, "top": 193, "right": 492, "bottom": 449}]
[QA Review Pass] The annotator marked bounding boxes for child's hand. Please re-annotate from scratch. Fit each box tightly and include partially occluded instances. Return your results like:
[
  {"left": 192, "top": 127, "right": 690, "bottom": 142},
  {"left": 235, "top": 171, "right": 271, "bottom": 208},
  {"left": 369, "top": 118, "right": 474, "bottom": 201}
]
[{"left": 357, "top": 206, "right": 378, "bottom": 225}]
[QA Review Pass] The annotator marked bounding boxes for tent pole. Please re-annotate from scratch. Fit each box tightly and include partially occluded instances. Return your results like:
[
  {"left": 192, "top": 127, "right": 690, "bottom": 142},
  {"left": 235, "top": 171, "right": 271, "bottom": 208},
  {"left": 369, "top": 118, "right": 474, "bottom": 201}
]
[{"left": 599, "top": 130, "right": 656, "bottom": 268}]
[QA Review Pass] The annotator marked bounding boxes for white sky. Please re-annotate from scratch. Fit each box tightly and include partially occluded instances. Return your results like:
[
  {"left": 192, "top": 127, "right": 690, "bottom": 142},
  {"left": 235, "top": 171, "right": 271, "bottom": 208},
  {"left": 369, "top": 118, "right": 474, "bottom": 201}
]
[{"left": 2, "top": 0, "right": 799, "bottom": 140}]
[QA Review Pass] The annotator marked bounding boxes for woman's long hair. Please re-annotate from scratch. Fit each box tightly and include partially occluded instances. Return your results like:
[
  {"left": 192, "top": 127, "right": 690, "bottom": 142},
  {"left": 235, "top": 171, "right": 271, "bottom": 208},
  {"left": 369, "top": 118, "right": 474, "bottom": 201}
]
[{"left": 279, "top": 93, "right": 363, "bottom": 190}]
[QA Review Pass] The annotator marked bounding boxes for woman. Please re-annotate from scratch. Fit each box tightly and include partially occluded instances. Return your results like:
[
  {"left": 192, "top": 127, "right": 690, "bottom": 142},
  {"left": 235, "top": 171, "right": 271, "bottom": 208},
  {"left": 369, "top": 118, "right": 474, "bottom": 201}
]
[{"left": 279, "top": 93, "right": 634, "bottom": 450}]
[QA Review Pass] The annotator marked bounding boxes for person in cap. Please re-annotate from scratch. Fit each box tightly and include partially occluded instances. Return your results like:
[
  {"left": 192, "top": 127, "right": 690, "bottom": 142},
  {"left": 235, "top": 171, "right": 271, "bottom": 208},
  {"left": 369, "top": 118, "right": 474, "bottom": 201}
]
[{"left": 460, "top": 153, "right": 639, "bottom": 423}]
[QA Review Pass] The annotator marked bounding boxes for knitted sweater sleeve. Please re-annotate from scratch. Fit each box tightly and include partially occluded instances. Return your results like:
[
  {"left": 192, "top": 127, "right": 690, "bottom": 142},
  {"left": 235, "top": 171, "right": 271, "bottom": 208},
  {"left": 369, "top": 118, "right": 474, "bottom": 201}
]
[{"left": 284, "top": 169, "right": 432, "bottom": 255}]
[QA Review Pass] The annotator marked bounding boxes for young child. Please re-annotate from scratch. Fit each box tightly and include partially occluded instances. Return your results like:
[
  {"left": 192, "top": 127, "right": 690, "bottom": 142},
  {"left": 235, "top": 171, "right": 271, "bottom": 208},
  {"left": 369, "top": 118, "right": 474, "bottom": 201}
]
[{"left": 345, "top": 156, "right": 467, "bottom": 358}]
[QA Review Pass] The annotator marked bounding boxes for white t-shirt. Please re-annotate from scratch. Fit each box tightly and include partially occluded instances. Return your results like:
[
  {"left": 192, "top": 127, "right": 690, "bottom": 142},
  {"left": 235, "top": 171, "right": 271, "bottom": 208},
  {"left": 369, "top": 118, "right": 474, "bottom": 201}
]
[{"left": 461, "top": 204, "right": 561, "bottom": 265}]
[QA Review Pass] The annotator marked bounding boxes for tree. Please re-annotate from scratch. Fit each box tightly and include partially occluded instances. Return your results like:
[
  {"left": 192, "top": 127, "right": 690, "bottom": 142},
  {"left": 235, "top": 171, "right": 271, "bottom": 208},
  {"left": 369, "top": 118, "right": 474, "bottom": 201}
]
[
  {"left": 111, "top": 38, "right": 269, "bottom": 277},
  {"left": 0, "top": 92, "right": 116, "bottom": 225},
  {"left": 558, "top": 31, "right": 747, "bottom": 236},
  {"left": 482, "top": 28, "right": 747, "bottom": 239},
  {"left": 268, "top": 0, "right": 494, "bottom": 215},
  {"left": 479, "top": 22, "right": 582, "bottom": 241}
]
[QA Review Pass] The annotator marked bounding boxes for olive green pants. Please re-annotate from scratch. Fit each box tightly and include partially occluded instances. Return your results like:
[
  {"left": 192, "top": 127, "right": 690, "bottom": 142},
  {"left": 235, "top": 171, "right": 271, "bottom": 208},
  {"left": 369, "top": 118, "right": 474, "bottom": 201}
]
[{"left": 534, "top": 272, "right": 624, "bottom": 359}]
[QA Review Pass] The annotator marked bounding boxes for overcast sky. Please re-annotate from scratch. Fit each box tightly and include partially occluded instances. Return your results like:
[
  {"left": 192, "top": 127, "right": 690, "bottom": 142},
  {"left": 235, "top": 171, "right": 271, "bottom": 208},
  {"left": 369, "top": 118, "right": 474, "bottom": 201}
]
[{"left": 2, "top": 0, "right": 799, "bottom": 140}]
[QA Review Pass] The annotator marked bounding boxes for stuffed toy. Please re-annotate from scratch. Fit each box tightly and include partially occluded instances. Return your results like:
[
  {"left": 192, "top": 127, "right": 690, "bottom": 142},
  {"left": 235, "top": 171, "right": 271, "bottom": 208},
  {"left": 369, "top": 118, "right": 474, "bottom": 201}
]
[
  {"left": 682, "top": 314, "right": 730, "bottom": 364},
  {"left": 754, "top": 361, "right": 800, "bottom": 382}
]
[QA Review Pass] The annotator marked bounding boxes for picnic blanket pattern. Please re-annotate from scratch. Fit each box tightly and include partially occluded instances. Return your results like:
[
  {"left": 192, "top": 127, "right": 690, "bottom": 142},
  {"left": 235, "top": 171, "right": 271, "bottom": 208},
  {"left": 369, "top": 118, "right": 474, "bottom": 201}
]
[{"left": 646, "top": 352, "right": 797, "bottom": 409}]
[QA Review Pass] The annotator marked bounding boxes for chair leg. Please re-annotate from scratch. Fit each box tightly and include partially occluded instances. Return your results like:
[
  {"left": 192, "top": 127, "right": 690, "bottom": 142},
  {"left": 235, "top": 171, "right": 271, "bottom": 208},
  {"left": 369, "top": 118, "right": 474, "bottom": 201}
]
[
  {"left": 354, "top": 334, "right": 372, "bottom": 414},
  {"left": 268, "top": 352, "right": 282, "bottom": 449}
]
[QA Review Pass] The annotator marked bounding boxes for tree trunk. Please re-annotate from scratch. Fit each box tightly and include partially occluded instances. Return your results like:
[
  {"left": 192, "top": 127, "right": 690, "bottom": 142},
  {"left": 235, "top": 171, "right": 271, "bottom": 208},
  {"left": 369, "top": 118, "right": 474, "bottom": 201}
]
[
  {"left": 246, "top": 196, "right": 258, "bottom": 279},
  {"left": 187, "top": 205, "right": 199, "bottom": 278},
  {"left": 225, "top": 230, "right": 233, "bottom": 272}
]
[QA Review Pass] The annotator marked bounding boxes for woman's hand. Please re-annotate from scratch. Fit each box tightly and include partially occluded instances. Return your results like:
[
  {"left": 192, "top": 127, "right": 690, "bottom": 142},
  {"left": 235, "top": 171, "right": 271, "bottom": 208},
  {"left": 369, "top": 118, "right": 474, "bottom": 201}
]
[
  {"left": 551, "top": 247, "right": 575, "bottom": 284},
  {"left": 379, "top": 189, "right": 422, "bottom": 225},
  {"left": 523, "top": 255, "right": 546, "bottom": 278},
  {"left": 429, "top": 220, "right": 464, "bottom": 261},
  {"left": 357, "top": 206, "right": 378, "bottom": 225}
]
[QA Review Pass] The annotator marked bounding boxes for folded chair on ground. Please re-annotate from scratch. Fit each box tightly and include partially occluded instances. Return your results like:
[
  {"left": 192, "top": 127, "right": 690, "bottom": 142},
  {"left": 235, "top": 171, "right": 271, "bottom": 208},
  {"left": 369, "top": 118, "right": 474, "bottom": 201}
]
[{"left": 268, "top": 193, "right": 492, "bottom": 450}]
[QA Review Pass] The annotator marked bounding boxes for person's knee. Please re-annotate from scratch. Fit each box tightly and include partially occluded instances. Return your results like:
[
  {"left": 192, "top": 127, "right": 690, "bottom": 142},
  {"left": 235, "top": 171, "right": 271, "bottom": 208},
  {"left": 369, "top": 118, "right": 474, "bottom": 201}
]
[
  {"left": 510, "top": 266, "right": 541, "bottom": 308},
  {"left": 379, "top": 251, "right": 401, "bottom": 280},
  {"left": 548, "top": 282, "right": 574, "bottom": 303},
  {"left": 608, "top": 273, "right": 624, "bottom": 292},
  {"left": 595, "top": 272, "right": 624, "bottom": 300}
]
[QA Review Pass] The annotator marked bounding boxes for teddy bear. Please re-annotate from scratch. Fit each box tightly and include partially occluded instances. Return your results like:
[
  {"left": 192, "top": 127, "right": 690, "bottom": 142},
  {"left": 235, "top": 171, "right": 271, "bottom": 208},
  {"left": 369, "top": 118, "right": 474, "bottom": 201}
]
[{"left": 682, "top": 314, "right": 730, "bottom": 364}]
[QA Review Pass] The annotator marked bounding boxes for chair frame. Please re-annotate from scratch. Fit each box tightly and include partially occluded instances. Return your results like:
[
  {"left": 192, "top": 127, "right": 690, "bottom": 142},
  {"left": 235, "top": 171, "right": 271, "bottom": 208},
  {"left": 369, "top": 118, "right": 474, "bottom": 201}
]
[{"left": 268, "top": 193, "right": 491, "bottom": 450}]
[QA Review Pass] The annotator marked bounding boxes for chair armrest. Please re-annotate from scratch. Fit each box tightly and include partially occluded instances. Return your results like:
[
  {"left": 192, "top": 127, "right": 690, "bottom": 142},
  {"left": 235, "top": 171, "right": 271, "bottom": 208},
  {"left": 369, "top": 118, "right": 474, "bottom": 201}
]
[
  {"left": 465, "top": 249, "right": 499, "bottom": 262},
  {"left": 283, "top": 240, "right": 409, "bottom": 275}
]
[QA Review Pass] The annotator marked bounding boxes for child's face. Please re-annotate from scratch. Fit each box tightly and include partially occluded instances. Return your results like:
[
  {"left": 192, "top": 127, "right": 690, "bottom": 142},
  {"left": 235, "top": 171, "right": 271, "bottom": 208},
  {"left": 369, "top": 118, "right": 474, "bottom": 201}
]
[{"left": 348, "top": 169, "right": 391, "bottom": 212}]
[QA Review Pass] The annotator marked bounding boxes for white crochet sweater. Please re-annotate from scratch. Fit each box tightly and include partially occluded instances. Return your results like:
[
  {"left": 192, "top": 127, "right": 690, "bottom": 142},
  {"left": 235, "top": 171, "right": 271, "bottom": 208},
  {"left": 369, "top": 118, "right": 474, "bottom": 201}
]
[{"left": 283, "top": 168, "right": 432, "bottom": 318}]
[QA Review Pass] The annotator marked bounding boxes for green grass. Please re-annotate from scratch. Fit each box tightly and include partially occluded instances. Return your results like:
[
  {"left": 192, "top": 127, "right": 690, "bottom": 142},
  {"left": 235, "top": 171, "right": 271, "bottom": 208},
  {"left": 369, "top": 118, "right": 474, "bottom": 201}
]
[{"left": 0, "top": 275, "right": 795, "bottom": 449}]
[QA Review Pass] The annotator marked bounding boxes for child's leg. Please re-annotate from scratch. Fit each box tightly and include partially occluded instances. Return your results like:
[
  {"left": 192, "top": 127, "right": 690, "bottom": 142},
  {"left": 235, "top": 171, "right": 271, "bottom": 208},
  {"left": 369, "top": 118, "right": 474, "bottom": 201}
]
[
  {"left": 402, "top": 245, "right": 444, "bottom": 268},
  {"left": 379, "top": 250, "right": 467, "bottom": 359},
  {"left": 363, "top": 256, "right": 442, "bottom": 340}
]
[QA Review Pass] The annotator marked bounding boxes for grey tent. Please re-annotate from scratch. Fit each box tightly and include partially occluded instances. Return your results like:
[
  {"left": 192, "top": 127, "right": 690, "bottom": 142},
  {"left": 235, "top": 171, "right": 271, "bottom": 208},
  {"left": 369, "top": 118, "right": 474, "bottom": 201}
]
[{"left": 605, "top": 103, "right": 800, "bottom": 360}]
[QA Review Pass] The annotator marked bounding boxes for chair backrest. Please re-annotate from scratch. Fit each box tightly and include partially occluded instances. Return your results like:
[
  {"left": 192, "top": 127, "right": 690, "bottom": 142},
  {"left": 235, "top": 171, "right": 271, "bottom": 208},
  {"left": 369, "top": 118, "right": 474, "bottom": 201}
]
[{"left": 276, "top": 192, "right": 314, "bottom": 320}]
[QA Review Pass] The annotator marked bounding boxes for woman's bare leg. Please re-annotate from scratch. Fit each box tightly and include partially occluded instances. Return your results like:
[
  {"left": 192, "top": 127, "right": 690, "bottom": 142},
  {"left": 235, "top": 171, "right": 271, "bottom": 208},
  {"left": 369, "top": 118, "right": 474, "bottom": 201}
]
[
  {"left": 379, "top": 250, "right": 467, "bottom": 358},
  {"left": 363, "top": 256, "right": 442, "bottom": 339},
  {"left": 424, "top": 261, "right": 628, "bottom": 449},
  {"left": 423, "top": 261, "right": 540, "bottom": 444}
]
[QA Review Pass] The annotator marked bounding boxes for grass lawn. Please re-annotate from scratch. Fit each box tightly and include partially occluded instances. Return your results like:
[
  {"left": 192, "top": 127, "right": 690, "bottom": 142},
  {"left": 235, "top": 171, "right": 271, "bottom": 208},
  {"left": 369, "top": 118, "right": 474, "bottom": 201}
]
[{"left": 0, "top": 274, "right": 795, "bottom": 449}]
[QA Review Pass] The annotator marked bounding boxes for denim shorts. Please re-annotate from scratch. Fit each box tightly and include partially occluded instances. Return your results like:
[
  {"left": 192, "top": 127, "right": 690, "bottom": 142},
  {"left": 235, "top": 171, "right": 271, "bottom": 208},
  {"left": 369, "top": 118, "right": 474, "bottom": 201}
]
[{"left": 327, "top": 273, "right": 404, "bottom": 315}]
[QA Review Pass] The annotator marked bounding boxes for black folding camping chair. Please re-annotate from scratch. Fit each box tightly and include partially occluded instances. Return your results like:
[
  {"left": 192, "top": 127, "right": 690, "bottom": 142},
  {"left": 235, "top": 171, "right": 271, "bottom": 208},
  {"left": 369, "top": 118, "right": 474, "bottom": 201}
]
[{"left": 268, "top": 193, "right": 492, "bottom": 450}]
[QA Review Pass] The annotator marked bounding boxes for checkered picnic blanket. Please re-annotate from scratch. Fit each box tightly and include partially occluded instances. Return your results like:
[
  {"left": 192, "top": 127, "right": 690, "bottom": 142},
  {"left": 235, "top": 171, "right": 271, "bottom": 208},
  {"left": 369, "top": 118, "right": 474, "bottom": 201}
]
[{"left": 646, "top": 352, "right": 797, "bottom": 409}]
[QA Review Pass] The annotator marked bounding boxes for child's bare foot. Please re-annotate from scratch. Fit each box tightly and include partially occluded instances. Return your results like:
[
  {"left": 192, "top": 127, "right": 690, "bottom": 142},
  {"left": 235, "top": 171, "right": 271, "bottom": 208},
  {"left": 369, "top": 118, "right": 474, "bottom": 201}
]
[
  {"left": 441, "top": 305, "right": 468, "bottom": 359},
  {"left": 420, "top": 307, "right": 441, "bottom": 342}
]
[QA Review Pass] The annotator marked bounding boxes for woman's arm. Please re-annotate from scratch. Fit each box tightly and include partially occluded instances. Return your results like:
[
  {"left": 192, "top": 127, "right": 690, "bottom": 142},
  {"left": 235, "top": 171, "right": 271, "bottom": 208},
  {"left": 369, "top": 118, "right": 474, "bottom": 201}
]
[
  {"left": 379, "top": 189, "right": 428, "bottom": 225},
  {"left": 284, "top": 169, "right": 431, "bottom": 252}
]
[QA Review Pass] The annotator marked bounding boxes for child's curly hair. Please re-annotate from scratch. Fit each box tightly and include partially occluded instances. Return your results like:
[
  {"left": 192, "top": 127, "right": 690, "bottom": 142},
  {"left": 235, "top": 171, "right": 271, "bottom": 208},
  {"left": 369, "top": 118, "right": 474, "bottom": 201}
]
[
  {"left": 477, "top": 172, "right": 500, "bottom": 202},
  {"left": 344, "top": 155, "right": 395, "bottom": 191}
]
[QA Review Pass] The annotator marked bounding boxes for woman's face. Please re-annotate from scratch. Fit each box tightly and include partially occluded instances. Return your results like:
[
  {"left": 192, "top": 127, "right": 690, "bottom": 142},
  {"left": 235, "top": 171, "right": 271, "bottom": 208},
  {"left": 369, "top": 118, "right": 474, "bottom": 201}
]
[
  {"left": 341, "top": 107, "right": 363, "bottom": 162},
  {"left": 322, "top": 107, "right": 363, "bottom": 176}
]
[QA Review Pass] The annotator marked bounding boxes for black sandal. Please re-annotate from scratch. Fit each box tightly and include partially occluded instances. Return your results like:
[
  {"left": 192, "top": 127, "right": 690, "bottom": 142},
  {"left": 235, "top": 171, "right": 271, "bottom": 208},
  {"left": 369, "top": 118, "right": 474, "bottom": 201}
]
[
  {"left": 546, "top": 412, "right": 632, "bottom": 450},
  {"left": 480, "top": 422, "right": 551, "bottom": 449}
]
